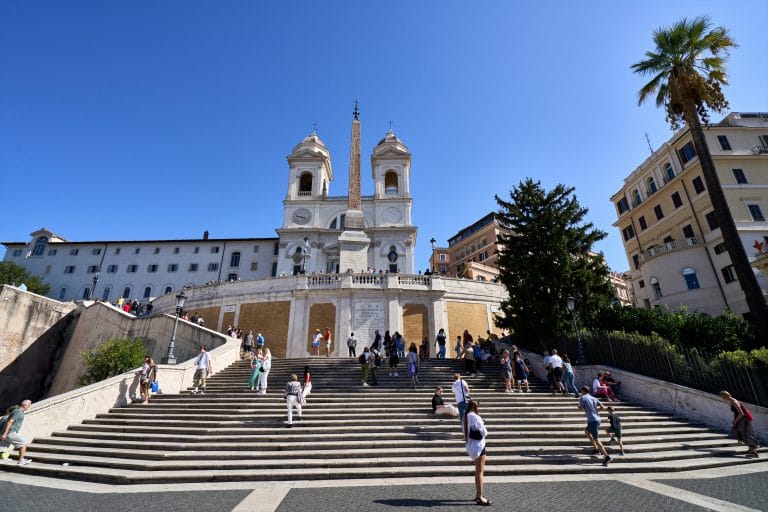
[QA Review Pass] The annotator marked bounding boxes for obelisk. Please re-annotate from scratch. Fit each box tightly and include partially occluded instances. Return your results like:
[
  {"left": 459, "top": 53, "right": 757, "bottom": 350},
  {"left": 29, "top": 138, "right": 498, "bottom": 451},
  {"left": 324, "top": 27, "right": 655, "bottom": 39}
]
[{"left": 338, "top": 101, "right": 371, "bottom": 272}]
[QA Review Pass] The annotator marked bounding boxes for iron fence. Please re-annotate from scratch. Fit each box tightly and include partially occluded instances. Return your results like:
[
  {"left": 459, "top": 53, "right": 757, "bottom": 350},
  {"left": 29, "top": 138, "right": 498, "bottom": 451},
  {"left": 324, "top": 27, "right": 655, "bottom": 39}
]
[{"left": 512, "top": 334, "right": 768, "bottom": 408}]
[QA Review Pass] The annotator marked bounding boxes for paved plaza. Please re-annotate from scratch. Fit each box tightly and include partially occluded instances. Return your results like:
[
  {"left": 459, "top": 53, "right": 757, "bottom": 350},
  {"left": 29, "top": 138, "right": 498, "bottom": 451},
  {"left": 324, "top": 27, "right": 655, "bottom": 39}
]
[{"left": 1, "top": 462, "right": 766, "bottom": 512}]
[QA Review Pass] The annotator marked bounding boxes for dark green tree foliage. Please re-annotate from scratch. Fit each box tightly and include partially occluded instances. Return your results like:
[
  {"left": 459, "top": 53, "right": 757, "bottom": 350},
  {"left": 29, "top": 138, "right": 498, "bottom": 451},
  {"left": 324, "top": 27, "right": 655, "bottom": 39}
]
[
  {"left": 494, "top": 179, "right": 613, "bottom": 344},
  {"left": 0, "top": 261, "right": 51, "bottom": 296},
  {"left": 78, "top": 337, "right": 146, "bottom": 386}
]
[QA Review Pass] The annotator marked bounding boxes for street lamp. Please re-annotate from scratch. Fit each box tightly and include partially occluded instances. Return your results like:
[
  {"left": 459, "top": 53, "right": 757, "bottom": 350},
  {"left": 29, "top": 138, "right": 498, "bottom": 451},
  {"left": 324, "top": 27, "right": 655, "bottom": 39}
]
[
  {"left": 89, "top": 268, "right": 101, "bottom": 300},
  {"left": 302, "top": 236, "right": 310, "bottom": 274},
  {"left": 430, "top": 237, "right": 436, "bottom": 273},
  {"left": 164, "top": 291, "right": 187, "bottom": 365},
  {"left": 566, "top": 296, "right": 586, "bottom": 364}
]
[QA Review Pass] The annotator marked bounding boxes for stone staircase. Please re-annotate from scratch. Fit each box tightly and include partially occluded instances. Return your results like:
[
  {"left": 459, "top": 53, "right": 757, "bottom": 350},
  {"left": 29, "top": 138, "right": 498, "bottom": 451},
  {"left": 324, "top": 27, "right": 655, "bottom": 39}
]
[{"left": 2, "top": 356, "right": 762, "bottom": 483}]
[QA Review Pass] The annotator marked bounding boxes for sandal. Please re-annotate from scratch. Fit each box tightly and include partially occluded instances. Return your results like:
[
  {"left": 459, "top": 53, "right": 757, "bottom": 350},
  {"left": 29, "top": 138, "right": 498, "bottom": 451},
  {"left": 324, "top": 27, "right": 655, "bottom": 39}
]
[{"left": 476, "top": 497, "right": 492, "bottom": 506}]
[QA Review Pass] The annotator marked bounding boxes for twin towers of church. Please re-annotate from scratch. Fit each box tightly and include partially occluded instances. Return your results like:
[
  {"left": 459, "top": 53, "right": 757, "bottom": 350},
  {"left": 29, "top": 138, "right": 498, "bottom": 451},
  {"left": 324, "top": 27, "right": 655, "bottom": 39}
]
[{"left": 277, "top": 106, "right": 417, "bottom": 276}]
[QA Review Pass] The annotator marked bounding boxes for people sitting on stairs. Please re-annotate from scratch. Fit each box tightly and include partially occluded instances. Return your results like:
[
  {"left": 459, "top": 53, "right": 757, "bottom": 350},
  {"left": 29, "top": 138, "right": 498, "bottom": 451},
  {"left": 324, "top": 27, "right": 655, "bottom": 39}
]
[
  {"left": 592, "top": 372, "right": 616, "bottom": 402},
  {"left": 432, "top": 386, "right": 459, "bottom": 417}
]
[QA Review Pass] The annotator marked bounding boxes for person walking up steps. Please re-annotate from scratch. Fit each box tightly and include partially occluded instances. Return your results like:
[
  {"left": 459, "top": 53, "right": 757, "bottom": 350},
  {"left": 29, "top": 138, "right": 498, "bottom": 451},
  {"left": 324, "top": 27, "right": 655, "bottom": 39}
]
[
  {"left": 258, "top": 347, "right": 272, "bottom": 394},
  {"left": 284, "top": 374, "right": 303, "bottom": 428},
  {"left": 562, "top": 354, "right": 579, "bottom": 397},
  {"left": 720, "top": 390, "right": 759, "bottom": 458},
  {"left": 192, "top": 346, "right": 213, "bottom": 394},
  {"left": 578, "top": 385, "right": 611, "bottom": 466},
  {"left": 302, "top": 365, "right": 312, "bottom": 401},
  {"left": 513, "top": 351, "right": 530, "bottom": 393},
  {"left": 436, "top": 328, "right": 447, "bottom": 359},
  {"left": 324, "top": 326, "right": 333, "bottom": 357},
  {"left": 311, "top": 329, "right": 322, "bottom": 357},
  {"left": 0, "top": 400, "right": 32, "bottom": 465},
  {"left": 500, "top": 349, "right": 513, "bottom": 394},
  {"left": 606, "top": 406, "right": 625, "bottom": 456},
  {"left": 452, "top": 373, "right": 471, "bottom": 422},
  {"left": 360, "top": 347, "right": 372, "bottom": 386},
  {"left": 347, "top": 332, "right": 357, "bottom": 358},
  {"left": 407, "top": 343, "right": 420, "bottom": 388}
]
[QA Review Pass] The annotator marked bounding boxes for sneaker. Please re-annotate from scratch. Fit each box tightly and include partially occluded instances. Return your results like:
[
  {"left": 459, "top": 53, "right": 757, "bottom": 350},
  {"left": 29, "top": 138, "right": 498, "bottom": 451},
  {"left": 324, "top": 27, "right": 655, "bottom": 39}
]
[
  {"left": 286, "top": 424, "right": 292, "bottom": 428},
  {"left": 620, "top": 450, "right": 625, "bottom": 456},
  {"left": 362, "top": 382, "right": 369, "bottom": 386},
  {"left": 602, "top": 455, "right": 612, "bottom": 466},
  {"left": 1, "top": 446, "right": 11, "bottom": 460},
  {"left": 18, "top": 458, "right": 31, "bottom": 466},
  {"left": 250, "top": 386, "right": 255, "bottom": 391},
  {"left": 746, "top": 452, "right": 759, "bottom": 458},
  {"left": 394, "top": 372, "right": 399, "bottom": 376}
]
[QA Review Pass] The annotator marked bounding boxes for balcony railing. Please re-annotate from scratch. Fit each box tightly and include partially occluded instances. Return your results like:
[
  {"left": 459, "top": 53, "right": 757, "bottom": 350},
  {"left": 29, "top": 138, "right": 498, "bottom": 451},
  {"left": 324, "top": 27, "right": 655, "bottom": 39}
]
[
  {"left": 751, "top": 145, "right": 768, "bottom": 155},
  {"left": 640, "top": 236, "right": 705, "bottom": 263}
]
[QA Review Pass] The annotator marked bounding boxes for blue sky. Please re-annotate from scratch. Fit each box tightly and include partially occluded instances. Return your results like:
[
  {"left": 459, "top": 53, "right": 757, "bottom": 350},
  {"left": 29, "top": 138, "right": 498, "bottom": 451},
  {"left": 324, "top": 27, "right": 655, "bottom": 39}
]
[{"left": 1, "top": 1, "right": 767, "bottom": 272}]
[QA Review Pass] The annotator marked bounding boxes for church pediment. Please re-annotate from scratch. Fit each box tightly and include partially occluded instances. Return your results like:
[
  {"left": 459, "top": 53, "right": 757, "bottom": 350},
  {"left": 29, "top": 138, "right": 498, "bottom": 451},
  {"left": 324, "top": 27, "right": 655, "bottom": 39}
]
[{"left": 373, "top": 147, "right": 410, "bottom": 157}]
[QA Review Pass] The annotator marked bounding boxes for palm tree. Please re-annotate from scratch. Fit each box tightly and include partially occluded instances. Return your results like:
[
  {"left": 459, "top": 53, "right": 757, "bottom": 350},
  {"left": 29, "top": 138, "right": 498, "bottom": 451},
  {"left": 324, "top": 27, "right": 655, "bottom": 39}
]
[{"left": 632, "top": 17, "right": 768, "bottom": 341}]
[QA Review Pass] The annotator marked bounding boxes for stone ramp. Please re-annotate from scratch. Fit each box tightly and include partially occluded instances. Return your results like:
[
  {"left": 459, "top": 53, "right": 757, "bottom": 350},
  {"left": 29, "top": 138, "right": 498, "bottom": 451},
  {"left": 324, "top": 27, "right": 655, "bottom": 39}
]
[{"left": 2, "top": 357, "right": 762, "bottom": 483}]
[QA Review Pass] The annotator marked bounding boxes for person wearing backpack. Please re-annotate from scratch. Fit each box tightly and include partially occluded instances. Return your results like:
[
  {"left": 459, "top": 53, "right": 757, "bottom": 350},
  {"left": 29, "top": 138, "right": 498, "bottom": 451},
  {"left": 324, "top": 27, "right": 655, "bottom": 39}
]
[
  {"left": 359, "top": 347, "right": 371, "bottom": 386},
  {"left": 720, "top": 390, "right": 759, "bottom": 458},
  {"left": 0, "top": 399, "right": 32, "bottom": 465}
]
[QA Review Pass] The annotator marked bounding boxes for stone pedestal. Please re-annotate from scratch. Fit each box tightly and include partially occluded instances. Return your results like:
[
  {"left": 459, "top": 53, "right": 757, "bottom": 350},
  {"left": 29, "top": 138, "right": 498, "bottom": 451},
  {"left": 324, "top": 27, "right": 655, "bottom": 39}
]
[{"left": 338, "top": 230, "right": 370, "bottom": 273}]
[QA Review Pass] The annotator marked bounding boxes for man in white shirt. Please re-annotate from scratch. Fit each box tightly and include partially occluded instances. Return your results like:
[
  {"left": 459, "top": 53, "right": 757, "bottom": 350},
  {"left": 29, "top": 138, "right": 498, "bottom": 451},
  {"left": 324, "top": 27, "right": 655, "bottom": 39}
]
[
  {"left": 548, "top": 349, "right": 565, "bottom": 395},
  {"left": 347, "top": 333, "right": 357, "bottom": 358},
  {"left": 192, "top": 345, "right": 213, "bottom": 394},
  {"left": 452, "top": 373, "right": 471, "bottom": 423}
]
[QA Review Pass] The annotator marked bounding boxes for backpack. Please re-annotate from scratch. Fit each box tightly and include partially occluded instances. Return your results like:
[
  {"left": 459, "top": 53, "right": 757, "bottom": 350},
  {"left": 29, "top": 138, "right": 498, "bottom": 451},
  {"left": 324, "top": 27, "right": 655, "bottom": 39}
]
[{"left": 358, "top": 353, "right": 367, "bottom": 364}]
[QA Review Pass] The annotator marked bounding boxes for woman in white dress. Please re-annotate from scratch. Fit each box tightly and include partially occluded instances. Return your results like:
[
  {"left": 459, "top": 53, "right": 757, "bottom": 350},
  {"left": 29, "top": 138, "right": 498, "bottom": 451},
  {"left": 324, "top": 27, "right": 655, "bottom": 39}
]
[{"left": 464, "top": 400, "right": 491, "bottom": 506}]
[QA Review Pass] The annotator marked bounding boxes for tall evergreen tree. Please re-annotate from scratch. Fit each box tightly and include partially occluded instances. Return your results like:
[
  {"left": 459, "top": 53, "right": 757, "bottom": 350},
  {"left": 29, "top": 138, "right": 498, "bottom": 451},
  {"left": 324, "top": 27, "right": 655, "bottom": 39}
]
[{"left": 494, "top": 179, "right": 613, "bottom": 344}]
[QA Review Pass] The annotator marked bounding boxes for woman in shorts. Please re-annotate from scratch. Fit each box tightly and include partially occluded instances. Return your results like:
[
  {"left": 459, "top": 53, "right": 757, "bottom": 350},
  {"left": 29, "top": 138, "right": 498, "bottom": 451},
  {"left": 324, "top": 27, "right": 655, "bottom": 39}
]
[
  {"left": 513, "top": 351, "right": 530, "bottom": 393},
  {"left": 464, "top": 400, "right": 491, "bottom": 506}
]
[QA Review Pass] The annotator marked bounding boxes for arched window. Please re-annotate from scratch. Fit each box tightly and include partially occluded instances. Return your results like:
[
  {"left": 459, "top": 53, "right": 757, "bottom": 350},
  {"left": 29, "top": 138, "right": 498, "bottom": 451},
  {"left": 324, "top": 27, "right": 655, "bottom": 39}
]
[
  {"left": 230, "top": 251, "right": 241, "bottom": 268},
  {"left": 384, "top": 171, "right": 399, "bottom": 195},
  {"left": 122, "top": 287, "right": 131, "bottom": 299},
  {"left": 143, "top": 286, "right": 152, "bottom": 299},
  {"left": 32, "top": 236, "right": 48, "bottom": 256},
  {"left": 298, "top": 172, "right": 313, "bottom": 195},
  {"left": 650, "top": 277, "right": 663, "bottom": 299},
  {"left": 664, "top": 163, "right": 675, "bottom": 181},
  {"left": 632, "top": 189, "right": 642, "bottom": 206},
  {"left": 647, "top": 177, "right": 658, "bottom": 194},
  {"left": 329, "top": 218, "right": 337, "bottom": 229},
  {"left": 164, "top": 286, "right": 172, "bottom": 294},
  {"left": 682, "top": 267, "right": 700, "bottom": 290},
  {"left": 227, "top": 273, "right": 238, "bottom": 281},
  {"left": 58, "top": 287, "right": 67, "bottom": 301},
  {"left": 101, "top": 287, "right": 111, "bottom": 301}
]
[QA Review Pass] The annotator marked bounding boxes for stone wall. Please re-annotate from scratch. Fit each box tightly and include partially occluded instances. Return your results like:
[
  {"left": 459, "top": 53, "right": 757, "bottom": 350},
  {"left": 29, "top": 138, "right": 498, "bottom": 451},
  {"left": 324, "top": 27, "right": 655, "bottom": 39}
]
[
  {"left": 192, "top": 306, "right": 221, "bottom": 332},
  {"left": 47, "top": 302, "right": 228, "bottom": 396},
  {"left": 0, "top": 285, "right": 78, "bottom": 410},
  {"left": 446, "top": 301, "right": 489, "bottom": 357},
  {"left": 239, "top": 301, "right": 291, "bottom": 358},
  {"left": 307, "top": 303, "right": 336, "bottom": 355},
  {"left": 402, "top": 303, "right": 428, "bottom": 346}
]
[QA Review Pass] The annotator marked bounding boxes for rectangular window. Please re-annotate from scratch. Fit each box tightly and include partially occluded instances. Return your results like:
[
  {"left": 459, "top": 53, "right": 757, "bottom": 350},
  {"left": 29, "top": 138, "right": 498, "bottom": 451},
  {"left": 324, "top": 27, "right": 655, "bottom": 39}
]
[
  {"left": 250, "top": 262, "right": 258, "bottom": 271},
  {"left": 440, "top": 265, "right": 448, "bottom": 274},
  {"left": 134, "top": 248, "right": 140, "bottom": 254},
  {"left": 211, "top": 246, "right": 220, "bottom": 253},
  {"left": 663, "top": 236, "right": 674, "bottom": 243},
  {"left": 732, "top": 168, "right": 748, "bottom": 184},
  {"left": 127, "top": 265, "right": 138, "bottom": 273},
  {"left": 92, "top": 248, "right": 101, "bottom": 255},
  {"left": 692, "top": 176, "right": 706, "bottom": 194},
  {"left": 716, "top": 135, "right": 732, "bottom": 151},
  {"left": 168, "top": 264, "right": 178, "bottom": 272},
  {"left": 107, "top": 264, "right": 118, "bottom": 273},
  {"left": 721, "top": 265, "right": 737, "bottom": 284},
  {"left": 714, "top": 243, "right": 728, "bottom": 255},
  {"left": 479, "top": 251, "right": 488, "bottom": 261},
  {"left": 638, "top": 280, "right": 645, "bottom": 288},
  {"left": 253, "top": 245, "right": 260, "bottom": 253},
  {"left": 747, "top": 204, "right": 765, "bottom": 222},
  {"left": 616, "top": 198, "right": 629, "bottom": 214},
  {"left": 622, "top": 225, "right": 635, "bottom": 242},
  {"left": 271, "top": 261, "right": 278, "bottom": 277},
  {"left": 208, "top": 262, "right": 219, "bottom": 272},
  {"left": 64, "top": 266, "right": 76, "bottom": 274},
  {"left": 194, "top": 247, "right": 200, "bottom": 254},
  {"left": 48, "top": 249, "right": 57, "bottom": 256},
  {"left": 44, "top": 265, "right": 51, "bottom": 274},
  {"left": 632, "top": 254, "right": 640, "bottom": 270},
  {"left": 70, "top": 249, "right": 79, "bottom": 256},
  {"left": 87, "top": 265, "right": 99, "bottom": 273},
  {"left": 189, "top": 263, "right": 199, "bottom": 272},
  {"left": 153, "top": 247, "right": 160, "bottom": 254},
  {"left": 638, "top": 216, "right": 648, "bottom": 231},
  {"left": 439, "top": 254, "right": 447, "bottom": 261},
  {"left": 147, "top": 264, "right": 158, "bottom": 273},
  {"left": 682, "top": 224, "right": 695, "bottom": 239},
  {"left": 705, "top": 211, "right": 719, "bottom": 231},
  {"left": 173, "top": 247, "right": 180, "bottom": 254},
  {"left": 671, "top": 192, "right": 683, "bottom": 208},
  {"left": 654, "top": 204, "right": 664, "bottom": 220},
  {"left": 679, "top": 141, "right": 697, "bottom": 164},
  {"left": 115, "top": 248, "right": 121, "bottom": 255},
  {"left": 12, "top": 249, "right": 22, "bottom": 257}
]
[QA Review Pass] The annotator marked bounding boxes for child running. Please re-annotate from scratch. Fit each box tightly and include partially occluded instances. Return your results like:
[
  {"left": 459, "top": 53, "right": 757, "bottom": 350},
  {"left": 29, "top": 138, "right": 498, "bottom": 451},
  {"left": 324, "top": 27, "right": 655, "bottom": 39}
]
[{"left": 606, "top": 406, "right": 625, "bottom": 455}]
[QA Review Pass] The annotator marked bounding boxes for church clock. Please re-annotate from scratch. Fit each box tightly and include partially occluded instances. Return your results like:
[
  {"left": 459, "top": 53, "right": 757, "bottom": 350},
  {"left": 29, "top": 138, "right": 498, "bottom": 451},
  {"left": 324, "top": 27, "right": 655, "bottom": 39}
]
[{"left": 292, "top": 209, "right": 312, "bottom": 225}]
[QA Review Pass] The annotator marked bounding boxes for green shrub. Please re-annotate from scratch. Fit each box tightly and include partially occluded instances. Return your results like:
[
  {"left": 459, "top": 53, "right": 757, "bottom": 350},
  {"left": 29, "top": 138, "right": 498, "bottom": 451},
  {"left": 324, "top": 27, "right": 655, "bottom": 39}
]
[{"left": 78, "top": 337, "right": 147, "bottom": 385}]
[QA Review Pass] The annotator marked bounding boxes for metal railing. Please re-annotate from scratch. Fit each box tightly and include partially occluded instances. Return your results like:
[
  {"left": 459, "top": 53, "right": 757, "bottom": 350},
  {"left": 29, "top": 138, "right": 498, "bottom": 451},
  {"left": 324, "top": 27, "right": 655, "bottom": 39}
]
[
  {"left": 516, "top": 334, "right": 767, "bottom": 407},
  {"left": 640, "top": 236, "right": 704, "bottom": 263}
]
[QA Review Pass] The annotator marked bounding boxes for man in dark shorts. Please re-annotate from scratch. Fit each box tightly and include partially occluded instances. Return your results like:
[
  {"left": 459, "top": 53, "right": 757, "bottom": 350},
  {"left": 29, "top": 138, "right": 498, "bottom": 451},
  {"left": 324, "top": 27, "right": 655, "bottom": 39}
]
[{"left": 578, "top": 386, "right": 611, "bottom": 466}]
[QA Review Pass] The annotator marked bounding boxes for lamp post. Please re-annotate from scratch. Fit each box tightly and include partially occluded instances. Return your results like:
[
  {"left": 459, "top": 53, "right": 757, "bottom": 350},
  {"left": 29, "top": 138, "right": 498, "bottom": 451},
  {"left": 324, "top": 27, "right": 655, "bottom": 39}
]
[
  {"left": 430, "top": 237, "right": 436, "bottom": 273},
  {"left": 566, "top": 296, "right": 586, "bottom": 364},
  {"left": 89, "top": 269, "right": 101, "bottom": 300},
  {"left": 164, "top": 291, "right": 187, "bottom": 365},
  {"left": 302, "top": 236, "right": 310, "bottom": 274}
]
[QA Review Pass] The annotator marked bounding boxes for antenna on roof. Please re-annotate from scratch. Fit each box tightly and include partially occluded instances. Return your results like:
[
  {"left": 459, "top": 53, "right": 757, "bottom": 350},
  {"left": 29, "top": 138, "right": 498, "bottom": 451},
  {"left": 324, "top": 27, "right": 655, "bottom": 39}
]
[{"left": 645, "top": 132, "right": 654, "bottom": 154}]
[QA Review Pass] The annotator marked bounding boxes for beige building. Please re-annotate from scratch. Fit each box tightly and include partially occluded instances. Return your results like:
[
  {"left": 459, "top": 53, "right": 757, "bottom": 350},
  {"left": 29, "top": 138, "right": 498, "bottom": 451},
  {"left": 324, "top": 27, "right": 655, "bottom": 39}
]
[
  {"left": 611, "top": 112, "right": 768, "bottom": 316},
  {"left": 429, "top": 213, "right": 506, "bottom": 281}
]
